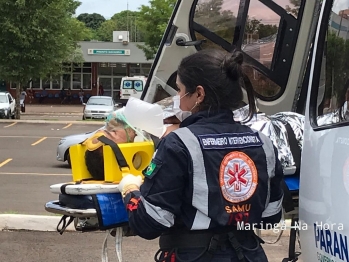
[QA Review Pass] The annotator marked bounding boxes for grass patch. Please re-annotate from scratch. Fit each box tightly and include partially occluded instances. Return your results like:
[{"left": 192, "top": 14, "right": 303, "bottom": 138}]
[{"left": 1, "top": 210, "right": 20, "bottom": 214}]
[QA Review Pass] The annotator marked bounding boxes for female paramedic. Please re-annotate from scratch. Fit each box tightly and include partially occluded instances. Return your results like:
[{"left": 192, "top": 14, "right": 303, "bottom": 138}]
[{"left": 118, "top": 49, "right": 284, "bottom": 262}]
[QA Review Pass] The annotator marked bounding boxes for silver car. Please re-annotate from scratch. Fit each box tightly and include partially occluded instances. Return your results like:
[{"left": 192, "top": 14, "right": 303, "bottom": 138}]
[
  {"left": 56, "top": 126, "right": 104, "bottom": 167},
  {"left": 0, "top": 92, "right": 16, "bottom": 119},
  {"left": 82, "top": 96, "right": 117, "bottom": 120}
]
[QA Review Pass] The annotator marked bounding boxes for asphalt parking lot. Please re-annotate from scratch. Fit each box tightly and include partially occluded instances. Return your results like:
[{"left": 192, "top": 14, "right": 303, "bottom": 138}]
[
  {"left": 0, "top": 121, "right": 98, "bottom": 172},
  {"left": 0, "top": 121, "right": 101, "bottom": 214}
]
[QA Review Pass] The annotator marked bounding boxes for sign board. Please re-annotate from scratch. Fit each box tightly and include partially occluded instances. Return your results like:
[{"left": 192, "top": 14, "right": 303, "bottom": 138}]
[{"left": 88, "top": 49, "right": 131, "bottom": 55}]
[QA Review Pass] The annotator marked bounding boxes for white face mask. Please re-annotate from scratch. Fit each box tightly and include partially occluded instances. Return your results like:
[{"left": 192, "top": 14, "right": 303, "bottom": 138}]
[{"left": 172, "top": 94, "right": 195, "bottom": 122}]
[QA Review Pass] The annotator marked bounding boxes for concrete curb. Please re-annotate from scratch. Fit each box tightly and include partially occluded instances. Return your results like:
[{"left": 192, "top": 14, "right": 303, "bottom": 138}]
[
  {"left": 0, "top": 214, "right": 291, "bottom": 237},
  {"left": 0, "top": 214, "right": 75, "bottom": 232},
  {"left": 23, "top": 113, "right": 83, "bottom": 116},
  {"left": 0, "top": 119, "right": 103, "bottom": 125}
]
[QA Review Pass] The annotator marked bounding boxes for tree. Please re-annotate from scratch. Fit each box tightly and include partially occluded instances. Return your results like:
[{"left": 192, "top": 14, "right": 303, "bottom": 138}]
[
  {"left": 245, "top": 18, "right": 261, "bottom": 34},
  {"left": 136, "top": 0, "right": 177, "bottom": 60},
  {"left": 285, "top": 0, "right": 302, "bottom": 17},
  {"left": 95, "top": 11, "right": 143, "bottom": 42},
  {"left": 194, "top": 0, "right": 236, "bottom": 43},
  {"left": 72, "top": 18, "right": 96, "bottom": 41},
  {"left": 77, "top": 13, "right": 106, "bottom": 31},
  {"left": 0, "top": 0, "right": 85, "bottom": 118},
  {"left": 96, "top": 19, "right": 118, "bottom": 41},
  {"left": 112, "top": 11, "right": 143, "bottom": 42},
  {"left": 258, "top": 24, "right": 278, "bottom": 39},
  {"left": 325, "top": 31, "right": 349, "bottom": 104}
]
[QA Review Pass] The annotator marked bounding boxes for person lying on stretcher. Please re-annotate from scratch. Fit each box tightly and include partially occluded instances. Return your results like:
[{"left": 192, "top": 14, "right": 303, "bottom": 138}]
[
  {"left": 83, "top": 117, "right": 138, "bottom": 180},
  {"left": 82, "top": 104, "right": 180, "bottom": 181}
]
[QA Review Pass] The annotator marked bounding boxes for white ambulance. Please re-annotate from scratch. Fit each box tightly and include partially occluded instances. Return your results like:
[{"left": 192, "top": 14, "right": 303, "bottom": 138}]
[
  {"left": 140, "top": 1, "right": 349, "bottom": 261},
  {"left": 119, "top": 76, "right": 147, "bottom": 106}
]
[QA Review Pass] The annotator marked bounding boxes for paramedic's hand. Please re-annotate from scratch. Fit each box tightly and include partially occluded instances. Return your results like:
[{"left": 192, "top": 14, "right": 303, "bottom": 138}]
[{"left": 119, "top": 174, "right": 143, "bottom": 197}]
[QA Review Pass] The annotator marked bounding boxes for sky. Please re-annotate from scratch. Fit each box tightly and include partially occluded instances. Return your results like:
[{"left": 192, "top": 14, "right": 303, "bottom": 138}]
[
  {"left": 76, "top": 0, "right": 150, "bottom": 19},
  {"left": 76, "top": 0, "right": 349, "bottom": 20},
  {"left": 333, "top": 0, "right": 349, "bottom": 13}
]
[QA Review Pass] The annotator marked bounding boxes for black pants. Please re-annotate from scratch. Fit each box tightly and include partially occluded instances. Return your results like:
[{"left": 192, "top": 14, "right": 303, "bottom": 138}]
[
  {"left": 158, "top": 245, "right": 268, "bottom": 262},
  {"left": 156, "top": 230, "right": 268, "bottom": 262}
]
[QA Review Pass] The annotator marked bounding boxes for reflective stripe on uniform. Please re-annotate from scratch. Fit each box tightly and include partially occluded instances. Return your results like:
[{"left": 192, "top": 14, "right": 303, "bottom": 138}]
[
  {"left": 258, "top": 131, "right": 283, "bottom": 218},
  {"left": 173, "top": 128, "right": 211, "bottom": 230},
  {"left": 262, "top": 197, "right": 283, "bottom": 218},
  {"left": 258, "top": 131, "right": 276, "bottom": 179},
  {"left": 140, "top": 196, "right": 175, "bottom": 227}
]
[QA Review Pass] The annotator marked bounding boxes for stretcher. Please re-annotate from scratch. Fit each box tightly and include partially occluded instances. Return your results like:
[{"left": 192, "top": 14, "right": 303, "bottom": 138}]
[
  {"left": 45, "top": 105, "right": 303, "bottom": 262},
  {"left": 45, "top": 131, "right": 155, "bottom": 262},
  {"left": 50, "top": 182, "right": 120, "bottom": 195}
]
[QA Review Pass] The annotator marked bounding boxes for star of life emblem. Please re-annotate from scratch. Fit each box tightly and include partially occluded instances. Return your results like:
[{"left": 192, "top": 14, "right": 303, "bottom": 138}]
[{"left": 219, "top": 151, "right": 258, "bottom": 203}]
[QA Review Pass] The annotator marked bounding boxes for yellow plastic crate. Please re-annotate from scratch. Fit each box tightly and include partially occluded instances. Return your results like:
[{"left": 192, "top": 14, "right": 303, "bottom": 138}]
[{"left": 69, "top": 141, "right": 154, "bottom": 183}]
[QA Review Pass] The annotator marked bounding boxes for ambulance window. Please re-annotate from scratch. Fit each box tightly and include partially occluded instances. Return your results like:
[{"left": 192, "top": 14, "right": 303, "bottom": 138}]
[
  {"left": 191, "top": 0, "right": 302, "bottom": 100},
  {"left": 244, "top": 67, "right": 281, "bottom": 97},
  {"left": 193, "top": 0, "right": 239, "bottom": 44},
  {"left": 194, "top": 32, "right": 226, "bottom": 51},
  {"left": 134, "top": 80, "right": 143, "bottom": 92},
  {"left": 123, "top": 80, "right": 132, "bottom": 89},
  {"left": 273, "top": 0, "right": 300, "bottom": 18},
  {"left": 243, "top": 0, "right": 280, "bottom": 69},
  {"left": 311, "top": 0, "right": 349, "bottom": 128}
]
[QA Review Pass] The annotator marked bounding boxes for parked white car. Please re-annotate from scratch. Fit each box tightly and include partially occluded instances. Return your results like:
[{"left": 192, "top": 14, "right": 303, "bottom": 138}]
[
  {"left": 56, "top": 126, "right": 104, "bottom": 167},
  {"left": 0, "top": 92, "right": 16, "bottom": 119},
  {"left": 82, "top": 96, "right": 117, "bottom": 120}
]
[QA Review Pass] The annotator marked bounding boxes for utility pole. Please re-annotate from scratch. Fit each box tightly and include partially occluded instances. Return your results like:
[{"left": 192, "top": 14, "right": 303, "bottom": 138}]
[
  {"left": 127, "top": 0, "right": 129, "bottom": 42},
  {"left": 337, "top": 12, "right": 344, "bottom": 37},
  {"left": 134, "top": 17, "right": 137, "bottom": 42}
]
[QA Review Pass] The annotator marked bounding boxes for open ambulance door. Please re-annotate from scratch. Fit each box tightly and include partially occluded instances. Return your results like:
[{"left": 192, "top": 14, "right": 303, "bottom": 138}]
[
  {"left": 141, "top": 0, "right": 320, "bottom": 116},
  {"left": 299, "top": 0, "right": 349, "bottom": 261}
]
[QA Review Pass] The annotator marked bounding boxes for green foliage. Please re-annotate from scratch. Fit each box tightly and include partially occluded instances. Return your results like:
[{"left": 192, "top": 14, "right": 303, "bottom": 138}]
[
  {"left": 96, "top": 11, "right": 143, "bottom": 42},
  {"left": 96, "top": 19, "right": 118, "bottom": 41},
  {"left": 72, "top": 18, "right": 96, "bottom": 41},
  {"left": 112, "top": 11, "right": 143, "bottom": 42},
  {"left": 77, "top": 13, "right": 106, "bottom": 31},
  {"left": 258, "top": 24, "right": 278, "bottom": 39},
  {"left": 195, "top": 0, "right": 236, "bottom": 43},
  {"left": 325, "top": 31, "right": 349, "bottom": 106},
  {"left": 136, "top": 0, "right": 177, "bottom": 60},
  {"left": 0, "top": 0, "right": 85, "bottom": 118}
]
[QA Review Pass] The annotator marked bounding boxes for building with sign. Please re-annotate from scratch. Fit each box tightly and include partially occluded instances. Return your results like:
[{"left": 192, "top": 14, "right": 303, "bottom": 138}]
[
  {"left": 7, "top": 31, "right": 153, "bottom": 103},
  {"left": 330, "top": 10, "right": 349, "bottom": 39}
]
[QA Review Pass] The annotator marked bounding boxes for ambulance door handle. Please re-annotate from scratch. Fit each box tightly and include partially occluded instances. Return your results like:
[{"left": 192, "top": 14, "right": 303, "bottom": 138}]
[{"left": 176, "top": 39, "right": 206, "bottom": 46}]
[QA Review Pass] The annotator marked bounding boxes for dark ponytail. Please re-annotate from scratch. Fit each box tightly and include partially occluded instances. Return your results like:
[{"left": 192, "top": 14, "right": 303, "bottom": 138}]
[
  {"left": 177, "top": 48, "right": 257, "bottom": 117},
  {"left": 221, "top": 50, "right": 257, "bottom": 122}
]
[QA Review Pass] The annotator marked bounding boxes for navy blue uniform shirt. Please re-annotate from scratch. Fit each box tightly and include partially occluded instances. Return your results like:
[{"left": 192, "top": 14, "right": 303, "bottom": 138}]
[{"left": 124, "top": 109, "right": 284, "bottom": 240}]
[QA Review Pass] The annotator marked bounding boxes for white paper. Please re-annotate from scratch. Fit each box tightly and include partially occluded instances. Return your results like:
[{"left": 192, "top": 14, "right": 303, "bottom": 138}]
[{"left": 124, "top": 97, "right": 165, "bottom": 138}]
